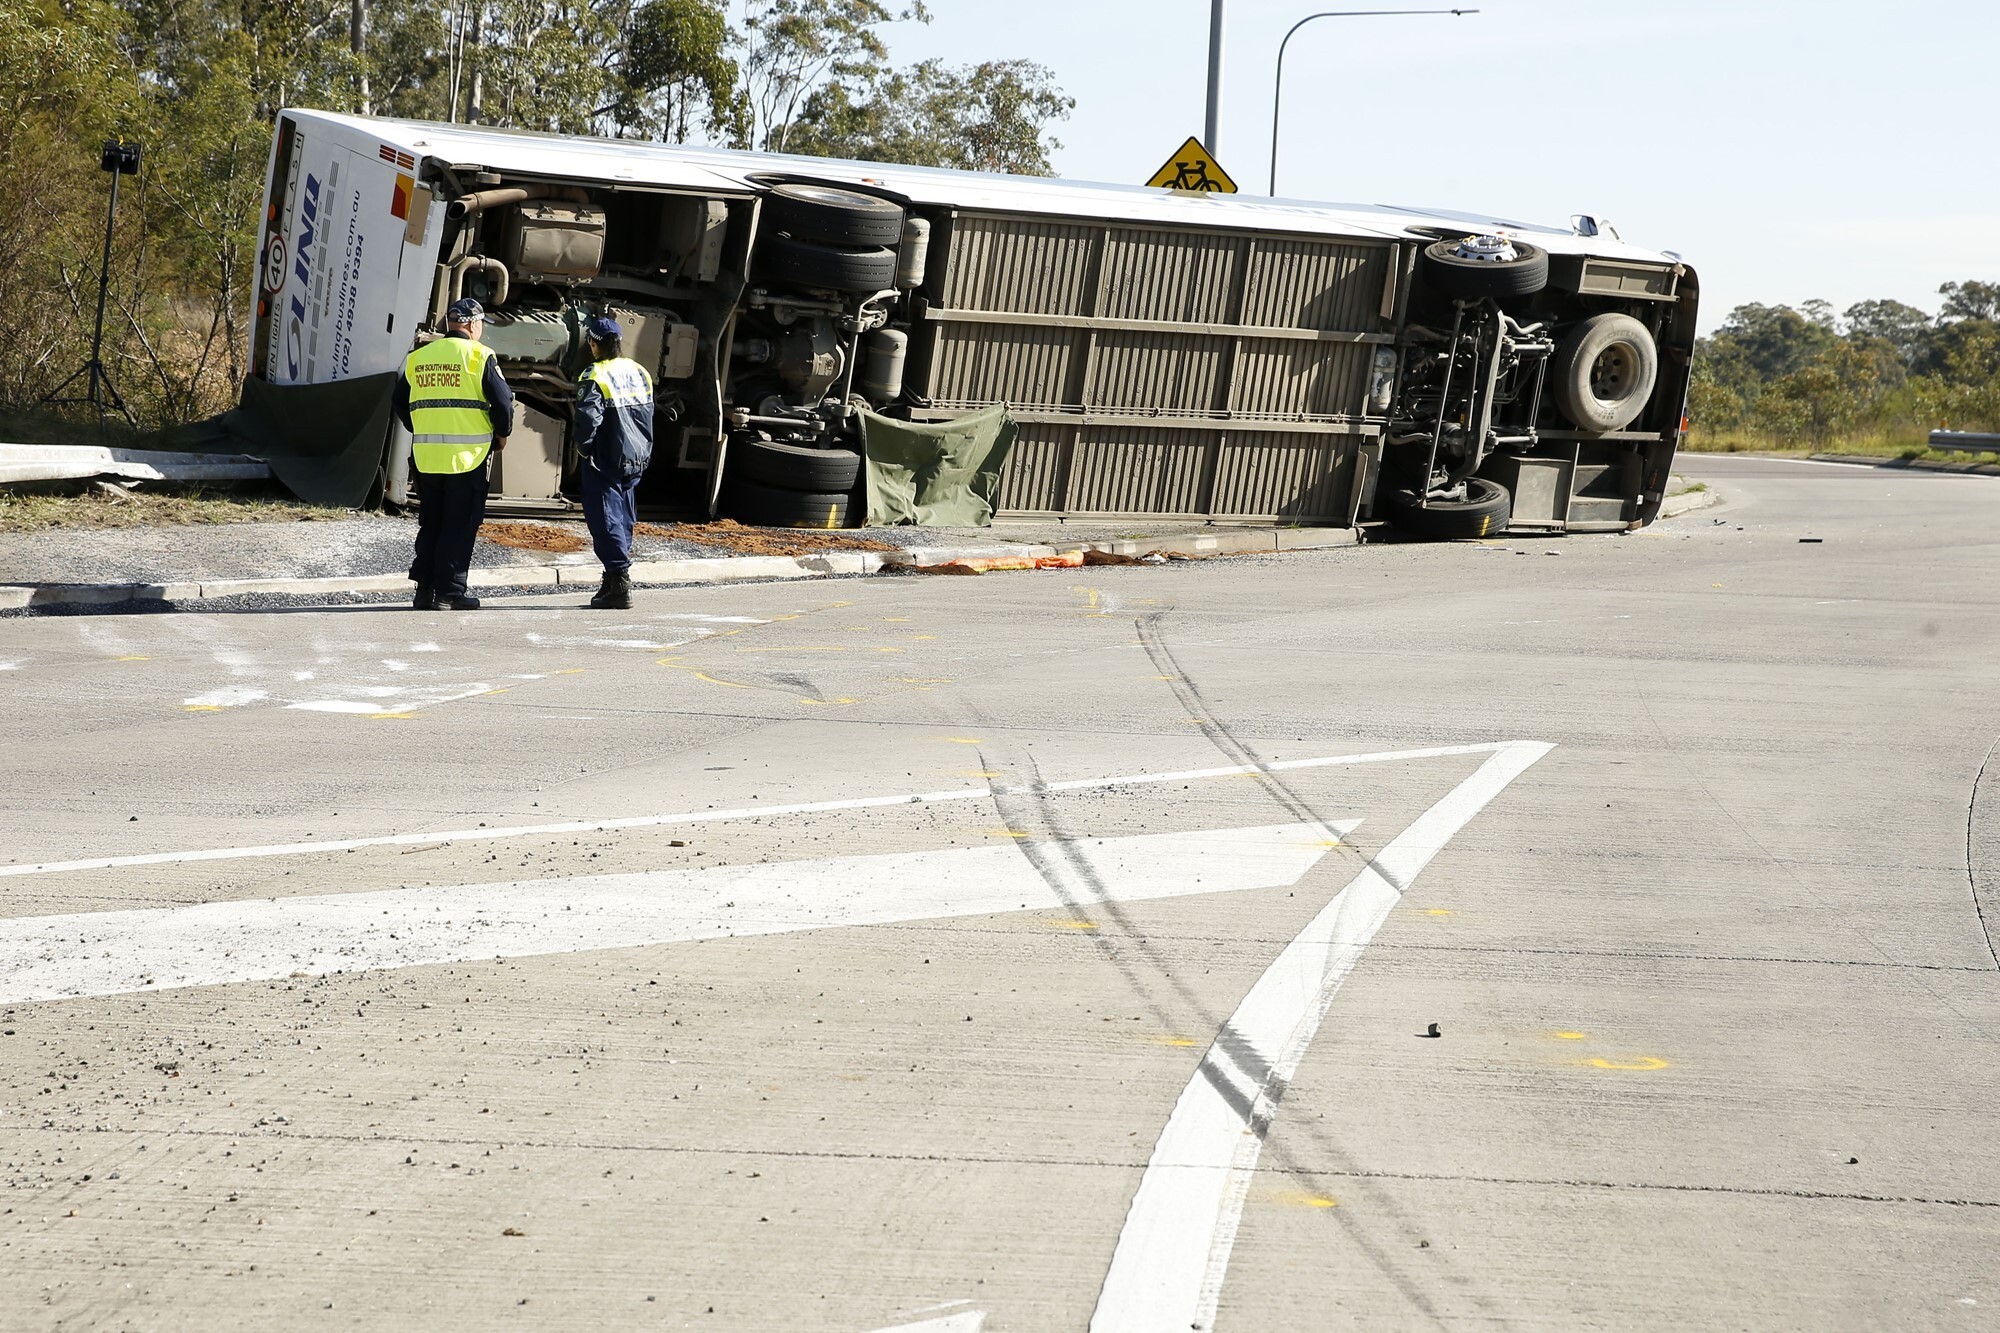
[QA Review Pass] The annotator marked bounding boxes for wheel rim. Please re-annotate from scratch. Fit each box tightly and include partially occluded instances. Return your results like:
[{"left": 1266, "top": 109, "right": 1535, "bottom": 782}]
[{"left": 1590, "top": 344, "right": 1637, "bottom": 404}]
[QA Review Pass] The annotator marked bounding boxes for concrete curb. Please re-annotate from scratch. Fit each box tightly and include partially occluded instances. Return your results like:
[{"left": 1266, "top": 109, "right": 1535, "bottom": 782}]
[
  {"left": 0, "top": 526, "right": 1359, "bottom": 612},
  {"left": 1658, "top": 487, "right": 1720, "bottom": 519}
]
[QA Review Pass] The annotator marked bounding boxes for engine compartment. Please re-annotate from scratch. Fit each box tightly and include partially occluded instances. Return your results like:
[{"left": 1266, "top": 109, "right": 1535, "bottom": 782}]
[{"left": 417, "top": 171, "right": 923, "bottom": 523}]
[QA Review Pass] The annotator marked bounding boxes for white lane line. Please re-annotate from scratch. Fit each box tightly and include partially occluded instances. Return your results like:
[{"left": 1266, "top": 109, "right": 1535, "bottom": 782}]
[
  {"left": 0, "top": 742, "right": 1503, "bottom": 879},
  {"left": 865, "top": 1307, "right": 985, "bottom": 1333},
  {"left": 1089, "top": 740, "right": 1553, "bottom": 1333},
  {"left": 0, "top": 821, "right": 1352, "bottom": 1005},
  {"left": 1684, "top": 454, "right": 1883, "bottom": 471}
]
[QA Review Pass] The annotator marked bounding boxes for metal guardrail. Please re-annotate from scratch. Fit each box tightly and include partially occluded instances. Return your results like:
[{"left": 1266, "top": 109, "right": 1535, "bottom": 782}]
[
  {"left": 0, "top": 442, "right": 270, "bottom": 486},
  {"left": 1928, "top": 430, "right": 2000, "bottom": 454}
]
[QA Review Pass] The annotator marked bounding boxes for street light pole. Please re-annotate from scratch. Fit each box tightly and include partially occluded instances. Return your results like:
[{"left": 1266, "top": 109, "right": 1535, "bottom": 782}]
[
  {"left": 1268, "top": 8, "right": 1477, "bottom": 196},
  {"left": 1205, "top": 0, "right": 1226, "bottom": 155}
]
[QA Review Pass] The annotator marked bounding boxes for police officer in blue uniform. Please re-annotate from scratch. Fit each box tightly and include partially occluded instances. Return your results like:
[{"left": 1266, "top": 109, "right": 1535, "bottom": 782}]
[
  {"left": 574, "top": 314, "right": 655, "bottom": 610},
  {"left": 394, "top": 298, "right": 514, "bottom": 610}
]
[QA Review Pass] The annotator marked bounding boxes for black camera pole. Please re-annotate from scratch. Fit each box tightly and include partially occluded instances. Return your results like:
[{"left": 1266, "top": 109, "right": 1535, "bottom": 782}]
[{"left": 41, "top": 139, "right": 142, "bottom": 431}]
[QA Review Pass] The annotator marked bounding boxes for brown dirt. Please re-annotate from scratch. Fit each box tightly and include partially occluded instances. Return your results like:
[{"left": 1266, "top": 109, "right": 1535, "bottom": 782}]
[
  {"left": 478, "top": 521, "right": 588, "bottom": 553},
  {"left": 634, "top": 518, "right": 899, "bottom": 557}
]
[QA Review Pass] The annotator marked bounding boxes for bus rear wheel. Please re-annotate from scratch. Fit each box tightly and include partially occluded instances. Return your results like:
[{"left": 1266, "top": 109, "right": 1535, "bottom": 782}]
[{"left": 1379, "top": 478, "right": 1512, "bottom": 539}]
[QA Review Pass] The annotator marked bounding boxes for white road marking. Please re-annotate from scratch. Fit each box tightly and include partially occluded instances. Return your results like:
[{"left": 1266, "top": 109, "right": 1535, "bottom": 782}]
[
  {"left": 0, "top": 821, "right": 1352, "bottom": 1005},
  {"left": 285, "top": 682, "right": 494, "bottom": 714},
  {"left": 653, "top": 614, "right": 772, "bottom": 624},
  {"left": 181, "top": 686, "right": 269, "bottom": 709},
  {"left": 866, "top": 1305, "right": 985, "bottom": 1333},
  {"left": 1089, "top": 740, "right": 1553, "bottom": 1333},
  {"left": 1685, "top": 454, "right": 1883, "bottom": 471},
  {"left": 0, "top": 660, "right": 22, "bottom": 671},
  {"left": 0, "top": 742, "right": 1504, "bottom": 879}
]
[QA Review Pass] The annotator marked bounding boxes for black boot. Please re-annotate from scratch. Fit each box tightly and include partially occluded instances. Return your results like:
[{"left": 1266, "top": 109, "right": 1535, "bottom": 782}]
[
  {"left": 589, "top": 570, "right": 632, "bottom": 610},
  {"left": 442, "top": 592, "right": 482, "bottom": 610},
  {"left": 412, "top": 584, "right": 438, "bottom": 610}
]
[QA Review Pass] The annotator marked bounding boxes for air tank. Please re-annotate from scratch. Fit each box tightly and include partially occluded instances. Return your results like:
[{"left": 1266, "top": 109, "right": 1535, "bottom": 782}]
[
  {"left": 859, "top": 328, "right": 909, "bottom": 403},
  {"left": 894, "top": 218, "right": 931, "bottom": 290}
]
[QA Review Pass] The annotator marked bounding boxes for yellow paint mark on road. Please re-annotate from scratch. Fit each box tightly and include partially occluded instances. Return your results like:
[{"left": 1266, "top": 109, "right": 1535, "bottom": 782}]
[
  {"left": 824, "top": 600, "right": 855, "bottom": 609},
  {"left": 657, "top": 658, "right": 752, "bottom": 690},
  {"left": 483, "top": 687, "right": 511, "bottom": 696},
  {"left": 115, "top": 655, "right": 150, "bottom": 662},
  {"left": 959, "top": 770, "right": 1003, "bottom": 778},
  {"left": 1151, "top": 1035, "right": 1199, "bottom": 1048},
  {"left": 1265, "top": 1189, "right": 1339, "bottom": 1209},
  {"left": 1048, "top": 918, "right": 1099, "bottom": 930},
  {"left": 554, "top": 668, "right": 586, "bottom": 675},
  {"left": 799, "top": 696, "right": 858, "bottom": 706},
  {"left": 1187, "top": 717, "right": 1210, "bottom": 726},
  {"left": 880, "top": 617, "right": 912, "bottom": 623},
  {"left": 940, "top": 737, "right": 984, "bottom": 745},
  {"left": 984, "top": 828, "right": 1032, "bottom": 839},
  {"left": 370, "top": 712, "right": 415, "bottom": 720},
  {"left": 181, "top": 704, "right": 221, "bottom": 712},
  {"left": 1712, "top": 583, "right": 1724, "bottom": 589},
  {"left": 1588, "top": 1055, "right": 1670, "bottom": 1071},
  {"left": 1553, "top": 1031, "right": 1589, "bottom": 1041},
  {"left": 907, "top": 635, "right": 936, "bottom": 642},
  {"left": 1072, "top": 585, "right": 1103, "bottom": 615},
  {"left": 1312, "top": 838, "right": 1344, "bottom": 849},
  {"left": 1152, "top": 675, "right": 1180, "bottom": 681},
  {"left": 1422, "top": 908, "right": 1456, "bottom": 917}
]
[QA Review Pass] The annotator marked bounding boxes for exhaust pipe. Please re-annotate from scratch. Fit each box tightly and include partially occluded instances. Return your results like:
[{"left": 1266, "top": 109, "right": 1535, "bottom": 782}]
[{"left": 446, "top": 183, "right": 591, "bottom": 221}]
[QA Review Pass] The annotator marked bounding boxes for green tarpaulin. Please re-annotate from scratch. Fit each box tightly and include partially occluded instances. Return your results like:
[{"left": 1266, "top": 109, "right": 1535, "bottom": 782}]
[
  {"left": 860, "top": 406, "right": 1017, "bottom": 527},
  {"left": 156, "top": 373, "right": 399, "bottom": 508}
]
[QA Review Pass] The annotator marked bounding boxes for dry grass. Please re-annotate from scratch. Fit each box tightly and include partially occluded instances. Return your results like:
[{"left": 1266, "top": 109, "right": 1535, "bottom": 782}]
[{"left": 0, "top": 481, "right": 337, "bottom": 533}]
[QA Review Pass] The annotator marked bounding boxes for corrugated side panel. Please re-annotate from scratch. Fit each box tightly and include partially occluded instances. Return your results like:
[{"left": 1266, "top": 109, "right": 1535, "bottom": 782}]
[
  {"left": 1087, "top": 331, "right": 1229, "bottom": 413},
  {"left": 1211, "top": 431, "right": 1354, "bottom": 519},
  {"left": 929, "top": 325, "right": 1074, "bottom": 407},
  {"left": 1241, "top": 239, "right": 1389, "bottom": 330},
  {"left": 940, "top": 215, "right": 1097, "bottom": 315},
  {"left": 1067, "top": 426, "right": 1213, "bottom": 515},
  {"left": 1098, "top": 229, "right": 1239, "bottom": 324},
  {"left": 995, "top": 423, "right": 1072, "bottom": 513},
  {"left": 1232, "top": 342, "right": 1370, "bottom": 417}
]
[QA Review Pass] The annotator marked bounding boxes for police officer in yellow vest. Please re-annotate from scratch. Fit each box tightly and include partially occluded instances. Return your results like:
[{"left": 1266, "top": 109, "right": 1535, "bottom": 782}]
[
  {"left": 575, "top": 314, "right": 655, "bottom": 610},
  {"left": 394, "top": 298, "right": 513, "bottom": 610}
]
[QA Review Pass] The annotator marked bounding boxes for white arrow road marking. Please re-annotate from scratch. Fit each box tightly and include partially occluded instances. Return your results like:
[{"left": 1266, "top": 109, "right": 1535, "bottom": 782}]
[
  {"left": 0, "top": 742, "right": 1499, "bottom": 879},
  {"left": 1089, "top": 740, "right": 1554, "bottom": 1333},
  {"left": 0, "top": 821, "right": 1355, "bottom": 1006}
]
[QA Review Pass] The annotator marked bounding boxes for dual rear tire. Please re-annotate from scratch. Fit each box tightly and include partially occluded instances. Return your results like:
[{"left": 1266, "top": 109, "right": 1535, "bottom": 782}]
[{"left": 721, "top": 436, "right": 863, "bottom": 529}]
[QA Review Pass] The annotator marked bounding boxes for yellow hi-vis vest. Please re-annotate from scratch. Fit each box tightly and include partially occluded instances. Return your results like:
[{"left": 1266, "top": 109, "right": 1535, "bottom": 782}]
[
  {"left": 404, "top": 337, "right": 498, "bottom": 474},
  {"left": 581, "top": 356, "right": 654, "bottom": 407}
]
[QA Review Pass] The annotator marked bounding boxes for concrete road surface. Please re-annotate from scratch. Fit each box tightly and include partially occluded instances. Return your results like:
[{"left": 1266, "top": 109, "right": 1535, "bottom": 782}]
[{"left": 2, "top": 455, "right": 1997, "bottom": 1331}]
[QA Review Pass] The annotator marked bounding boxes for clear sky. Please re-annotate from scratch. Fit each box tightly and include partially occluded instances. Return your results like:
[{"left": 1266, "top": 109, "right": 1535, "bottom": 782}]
[{"left": 859, "top": 0, "right": 1997, "bottom": 331}]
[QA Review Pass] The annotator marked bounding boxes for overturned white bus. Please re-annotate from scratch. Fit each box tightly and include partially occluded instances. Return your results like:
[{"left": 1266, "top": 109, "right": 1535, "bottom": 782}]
[{"left": 246, "top": 108, "right": 1697, "bottom": 536}]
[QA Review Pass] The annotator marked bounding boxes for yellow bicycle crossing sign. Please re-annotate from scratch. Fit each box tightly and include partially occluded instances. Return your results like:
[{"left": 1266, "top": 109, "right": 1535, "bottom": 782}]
[{"left": 1146, "top": 136, "right": 1238, "bottom": 194}]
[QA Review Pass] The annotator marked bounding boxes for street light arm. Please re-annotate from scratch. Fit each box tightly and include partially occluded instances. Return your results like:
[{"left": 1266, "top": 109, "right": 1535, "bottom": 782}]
[{"left": 1268, "top": 8, "right": 1478, "bottom": 196}]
